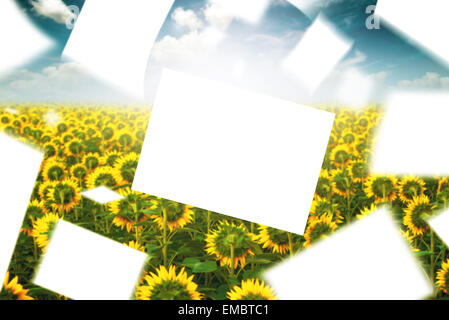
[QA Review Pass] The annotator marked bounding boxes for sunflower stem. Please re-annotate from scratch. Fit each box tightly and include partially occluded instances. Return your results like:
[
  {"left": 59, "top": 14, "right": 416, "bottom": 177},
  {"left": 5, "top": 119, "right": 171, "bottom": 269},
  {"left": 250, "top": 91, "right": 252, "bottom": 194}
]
[
  {"left": 288, "top": 232, "right": 294, "bottom": 257},
  {"left": 207, "top": 211, "right": 211, "bottom": 234},
  {"left": 162, "top": 206, "right": 168, "bottom": 267},
  {"left": 430, "top": 229, "right": 435, "bottom": 284},
  {"left": 230, "top": 244, "right": 235, "bottom": 277}
]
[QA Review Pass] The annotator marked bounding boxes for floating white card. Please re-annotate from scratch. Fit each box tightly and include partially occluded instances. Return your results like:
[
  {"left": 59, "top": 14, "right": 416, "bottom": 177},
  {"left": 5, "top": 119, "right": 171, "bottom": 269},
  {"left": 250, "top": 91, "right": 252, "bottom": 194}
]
[
  {"left": 282, "top": 14, "right": 353, "bottom": 93},
  {"left": 209, "top": 0, "right": 270, "bottom": 24},
  {"left": 287, "top": 0, "right": 326, "bottom": 20},
  {"left": 264, "top": 208, "right": 432, "bottom": 299},
  {"left": 371, "top": 91, "right": 449, "bottom": 175},
  {"left": 0, "top": 134, "right": 43, "bottom": 288},
  {"left": 376, "top": 0, "right": 449, "bottom": 66},
  {"left": 0, "top": 1, "right": 52, "bottom": 76},
  {"left": 63, "top": 0, "right": 174, "bottom": 98},
  {"left": 34, "top": 220, "right": 147, "bottom": 300},
  {"left": 334, "top": 68, "right": 374, "bottom": 109},
  {"left": 428, "top": 209, "right": 449, "bottom": 247},
  {"left": 133, "top": 69, "right": 335, "bottom": 235},
  {"left": 81, "top": 186, "right": 123, "bottom": 204}
]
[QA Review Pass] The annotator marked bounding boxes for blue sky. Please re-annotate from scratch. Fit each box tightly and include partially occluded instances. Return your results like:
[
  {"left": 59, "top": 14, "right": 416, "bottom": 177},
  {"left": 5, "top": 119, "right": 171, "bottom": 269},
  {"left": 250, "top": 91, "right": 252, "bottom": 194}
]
[{"left": 2, "top": 0, "right": 449, "bottom": 103}]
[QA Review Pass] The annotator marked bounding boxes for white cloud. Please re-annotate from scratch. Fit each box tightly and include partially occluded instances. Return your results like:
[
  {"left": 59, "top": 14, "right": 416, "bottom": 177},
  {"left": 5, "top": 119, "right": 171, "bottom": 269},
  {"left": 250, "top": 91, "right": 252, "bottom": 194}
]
[
  {"left": 30, "top": 0, "right": 75, "bottom": 24},
  {"left": 338, "top": 50, "right": 367, "bottom": 69},
  {"left": 202, "top": 2, "right": 234, "bottom": 31},
  {"left": 171, "top": 7, "right": 203, "bottom": 31},
  {"left": 151, "top": 28, "right": 225, "bottom": 67},
  {"left": 0, "top": 62, "right": 136, "bottom": 103},
  {"left": 398, "top": 72, "right": 449, "bottom": 89}
]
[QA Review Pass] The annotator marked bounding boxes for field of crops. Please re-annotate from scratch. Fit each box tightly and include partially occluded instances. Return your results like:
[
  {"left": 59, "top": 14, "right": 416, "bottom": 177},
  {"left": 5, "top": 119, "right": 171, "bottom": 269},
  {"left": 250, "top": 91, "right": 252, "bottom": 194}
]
[{"left": 1, "top": 104, "right": 448, "bottom": 300}]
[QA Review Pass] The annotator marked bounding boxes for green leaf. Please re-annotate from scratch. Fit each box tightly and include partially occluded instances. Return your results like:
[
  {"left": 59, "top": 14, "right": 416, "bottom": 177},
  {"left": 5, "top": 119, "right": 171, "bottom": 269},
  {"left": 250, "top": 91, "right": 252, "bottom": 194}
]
[
  {"left": 181, "top": 257, "right": 201, "bottom": 269},
  {"left": 192, "top": 261, "right": 217, "bottom": 273}
]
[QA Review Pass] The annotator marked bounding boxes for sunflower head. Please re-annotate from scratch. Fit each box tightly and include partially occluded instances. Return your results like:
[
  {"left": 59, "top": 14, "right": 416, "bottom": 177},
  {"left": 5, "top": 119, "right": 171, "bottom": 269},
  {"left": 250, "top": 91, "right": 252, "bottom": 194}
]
[
  {"left": 43, "top": 142, "right": 58, "bottom": 158},
  {"left": 135, "top": 265, "right": 202, "bottom": 300},
  {"left": 437, "top": 177, "right": 449, "bottom": 204},
  {"left": 340, "top": 128, "right": 357, "bottom": 145},
  {"left": 356, "top": 203, "right": 377, "bottom": 220},
  {"left": 364, "top": 175, "right": 398, "bottom": 203},
  {"left": 227, "top": 279, "right": 277, "bottom": 300},
  {"left": 398, "top": 177, "right": 426, "bottom": 203},
  {"left": 82, "top": 152, "right": 102, "bottom": 171},
  {"left": 108, "top": 187, "right": 152, "bottom": 232},
  {"left": 331, "top": 168, "right": 354, "bottom": 197},
  {"left": 256, "top": 225, "right": 298, "bottom": 255},
  {"left": 65, "top": 138, "right": 84, "bottom": 156},
  {"left": 26, "top": 199, "right": 48, "bottom": 219},
  {"left": 309, "top": 199, "right": 343, "bottom": 224},
  {"left": 48, "top": 178, "right": 81, "bottom": 212},
  {"left": 403, "top": 195, "right": 436, "bottom": 236},
  {"left": 436, "top": 259, "right": 449, "bottom": 294},
  {"left": 113, "top": 152, "right": 139, "bottom": 185},
  {"left": 42, "top": 158, "right": 66, "bottom": 181},
  {"left": 102, "top": 150, "right": 122, "bottom": 167},
  {"left": 117, "top": 129, "right": 134, "bottom": 148},
  {"left": 1, "top": 272, "right": 34, "bottom": 300},
  {"left": 70, "top": 163, "right": 88, "bottom": 181},
  {"left": 315, "top": 170, "right": 333, "bottom": 200},
  {"left": 347, "top": 159, "right": 369, "bottom": 183},
  {"left": 304, "top": 214, "right": 339, "bottom": 247},
  {"left": 124, "top": 240, "right": 146, "bottom": 252},
  {"left": 151, "top": 200, "right": 194, "bottom": 232},
  {"left": 86, "top": 166, "right": 119, "bottom": 190},
  {"left": 32, "top": 213, "right": 59, "bottom": 251},
  {"left": 205, "top": 221, "right": 255, "bottom": 269},
  {"left": 330, "top": 144, "right": 352, "bottom": 167}
]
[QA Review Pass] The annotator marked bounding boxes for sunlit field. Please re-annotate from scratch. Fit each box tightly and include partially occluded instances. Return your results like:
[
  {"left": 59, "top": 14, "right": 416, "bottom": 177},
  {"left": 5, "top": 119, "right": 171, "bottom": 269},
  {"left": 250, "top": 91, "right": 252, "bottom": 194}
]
[{"left": 1, "top": 104, "right": 448, "bottom": 300}]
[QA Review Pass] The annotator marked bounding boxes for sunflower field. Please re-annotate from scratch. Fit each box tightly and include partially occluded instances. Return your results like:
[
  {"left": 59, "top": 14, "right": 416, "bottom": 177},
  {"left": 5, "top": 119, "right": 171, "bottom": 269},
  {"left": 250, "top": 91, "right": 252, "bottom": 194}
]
[{"left": 1, "top": 103, "right": 449, "bottom": 300}]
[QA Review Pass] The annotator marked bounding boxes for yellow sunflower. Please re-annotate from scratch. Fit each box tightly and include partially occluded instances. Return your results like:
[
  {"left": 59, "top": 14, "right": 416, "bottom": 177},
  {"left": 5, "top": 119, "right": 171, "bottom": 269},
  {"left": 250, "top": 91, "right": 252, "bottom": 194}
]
[
  {"left": 331, "top": 168, "right": 354, "bottom": 197},
  {"left": 116, "top": 129, "right": 134, "bottom": 148},
  {"left": 329, "top": 144, "right": 352, "bottom": 167},
  {"left": 38, "top": 180, "right": 57, "bottom": 205},
  {"left": 42, "top": 141, "right": 58, "bottom": 158},
  {"left": 256, "top": 225, "right": 298, "bottom": 255},
  {"left": 113, "top": 152, "right": 139, "bottom": 185},
  {"left": 102, "top": 150, "right": 122, "bottom": 167},
  {"left": 403, "top": 195, "right": 436, "bottom": 236},
  {"left": 86, "top": 166, "right": 120, "bottom": 190},
  {"left": 32, "top": 212, "right": 59, "bottom": 251},
  {"left": 364, "top": 175, "right": 398, "bottom": 203},
  {"left": 398, "top": 176, "right": 426, "bottom": 203},
  {"left": 1, "top": 272, "right": 34, "bottom": 300},
  {"left": 48, "top": 178, "right": 81, "bottom": 213},
  {"left": 124, "top": 240, "right": 146, "bottom": 252},
  {"left": 437, "top": 177, "right": 449, "bottom": 204},
  {"left": 70, "top": 163, "right": 88, "bottom": 182},
  {"left": 347, "top": 159, "right": 369, "bottom": 183},
  {"left": 205, "top": 221, "right": 255, "bottom": 269},
  {"left": 42, "top": 158, "right": 66, "bottom": 181},
  {"left": 64, "top": 138, "right": 84, "bottom": 156},
  {"left": 151, "top": 201, "right": 194, "bottom": 232},
  {"left": 227, "top": 279, "right": 277, "bottom": 300},
  {"left": 26, "top": 199, "right": 49, "bottom": 219},
  {"left": 304, "top": 214, "right": 339, "bottom": 248},
  {"left": 108, "top": 187, "right": 153, "bottom": 233},
  {"left": 135, "top": 265, "right": 202, "bottom": 300},
  {"left": 436, "top": 258, "right": 449, "bottom": 293},
  {"left": 82, "top": 152, "right": 103, "bottom": 171},
  {"left": 314, "top": 170, "right": 333, "bottom": 201},
  {"left": 400, "top": 229, "right": 419, "bottom": 252},
  {"left": 356, "top": 203, "right": 377, "bottom": 220},
  {"left": 309, "top": 199, "right": 343, "bottom": 224},
  {"left": 339, "top": 128, "right": 357, "bottom": 145}
]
